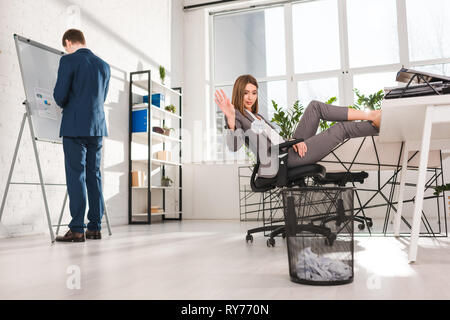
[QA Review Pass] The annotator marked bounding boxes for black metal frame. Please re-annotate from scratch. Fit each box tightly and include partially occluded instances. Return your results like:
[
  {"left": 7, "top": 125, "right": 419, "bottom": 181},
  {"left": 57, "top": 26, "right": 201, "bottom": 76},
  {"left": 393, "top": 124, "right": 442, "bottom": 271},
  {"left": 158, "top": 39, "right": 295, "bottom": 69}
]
[
  {"left": 385, "top": 68, "right": 449, "bottom": 99},
  {"left": 184, "top": 0, "right": 238, "bottom": 10},
  {"left": 129, "top": 70, "right": 151, "bottom": 224},
  {"left": 320, "top": 136, "right": 447, "bottom": 237},
  {"left": 239, "top": 137, "right": 447, "bottom": 238},
  {"left": 128, "top": 72, "right": 183, "bottom": 224}
]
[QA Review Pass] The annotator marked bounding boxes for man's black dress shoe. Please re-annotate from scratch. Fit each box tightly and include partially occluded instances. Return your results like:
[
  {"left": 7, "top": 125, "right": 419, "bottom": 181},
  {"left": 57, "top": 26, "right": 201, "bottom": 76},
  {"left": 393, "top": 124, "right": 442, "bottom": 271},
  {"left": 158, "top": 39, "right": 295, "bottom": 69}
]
[
  {"left": 55, "top": 230, "right": 85, "bottom": 242},
  {"left": 86, "top": 229, "right": 101, "bottom": 240}
]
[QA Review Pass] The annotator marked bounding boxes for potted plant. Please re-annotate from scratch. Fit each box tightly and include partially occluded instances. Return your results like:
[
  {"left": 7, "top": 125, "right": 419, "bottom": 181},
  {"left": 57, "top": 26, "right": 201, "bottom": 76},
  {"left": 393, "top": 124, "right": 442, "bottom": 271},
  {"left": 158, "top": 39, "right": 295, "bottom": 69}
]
[
  {"left": 161, "top": 176, "right": 173, "bottom": 187},
  {"left": 162, "top": 125, "right": 173, "bottom": 136},
  {"left": 165, "top": 104, "right": 176, "bottom": 113},
  {"left": 433, "top": 183, "right": 450, "bottom": 196},
  {"left": 318, "top": 88, "right": 385, "bottom": 131},
  {"left": 353, "top": 88, "right": 384, "bottom": 110},
  {"left": 159, "top": 65, "right": 166, "bottom": 85},
  {"left": 270, "top": 100, "right": 304, "bottom": 139}
]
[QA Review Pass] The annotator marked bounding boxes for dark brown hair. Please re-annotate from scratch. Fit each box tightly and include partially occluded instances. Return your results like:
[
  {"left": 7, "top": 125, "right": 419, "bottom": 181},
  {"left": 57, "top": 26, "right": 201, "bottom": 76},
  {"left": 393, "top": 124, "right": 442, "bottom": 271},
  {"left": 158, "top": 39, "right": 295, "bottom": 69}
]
[
  {"left": 232, "top": 74, "right": 259, "bottom": 116},
  {"left": 62, "top": 29, "right": 86, "bottom": 47}
]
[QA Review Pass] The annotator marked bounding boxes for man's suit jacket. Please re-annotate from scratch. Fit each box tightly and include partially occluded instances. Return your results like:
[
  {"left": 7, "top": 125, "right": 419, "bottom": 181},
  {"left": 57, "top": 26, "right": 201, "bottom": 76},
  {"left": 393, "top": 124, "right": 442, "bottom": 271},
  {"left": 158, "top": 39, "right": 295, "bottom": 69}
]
[
  {"left": 54, "top": 48, "right": 110, "bottom": 137},
  {"left": 225, "top": 109, "right": 284, "bottom": 178}
]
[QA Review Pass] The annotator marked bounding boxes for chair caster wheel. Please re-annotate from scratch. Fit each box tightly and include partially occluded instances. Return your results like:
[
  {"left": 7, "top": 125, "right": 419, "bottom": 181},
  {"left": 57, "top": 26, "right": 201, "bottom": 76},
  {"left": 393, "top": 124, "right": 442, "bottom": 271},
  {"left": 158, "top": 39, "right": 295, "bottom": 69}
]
[
  {"left": 267, "top": 238, "right": 275, "bottom": 247},
  {"left": 358, "top": 223, "right": 365, "bottom": 230},
  {"left": 325, "top": 234, "right": 336, "bottom": 246},
  {"left": 367, "top": 221, "right": 373, "bottom": 228},
  {"left": 246, "top": 234, "right": 253, "bottom": 243},
  {"left": 282, "top": 233, "right": 286, "bottom": 239}
]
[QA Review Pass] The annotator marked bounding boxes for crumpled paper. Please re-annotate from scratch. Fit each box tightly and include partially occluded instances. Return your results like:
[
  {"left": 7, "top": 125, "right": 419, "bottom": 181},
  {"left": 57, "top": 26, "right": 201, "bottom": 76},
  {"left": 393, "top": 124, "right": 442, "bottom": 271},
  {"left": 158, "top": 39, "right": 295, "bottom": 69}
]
[{"left": 296, "top": 247, "right": 352, "bottom": 281}]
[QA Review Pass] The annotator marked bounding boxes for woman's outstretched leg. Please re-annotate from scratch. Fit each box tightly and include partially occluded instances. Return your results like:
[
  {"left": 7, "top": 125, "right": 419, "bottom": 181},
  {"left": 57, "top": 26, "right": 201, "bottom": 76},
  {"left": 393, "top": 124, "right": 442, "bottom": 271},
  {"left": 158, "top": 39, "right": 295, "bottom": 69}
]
[
  {"left": 287, "top": 120, "right": 379, "bottom": 168},
  {"left": 292, "top": 100, "right": 348, "bottom": 140},
  {"left": 292, "top": 100, "right": 380, "bottom": 140}
]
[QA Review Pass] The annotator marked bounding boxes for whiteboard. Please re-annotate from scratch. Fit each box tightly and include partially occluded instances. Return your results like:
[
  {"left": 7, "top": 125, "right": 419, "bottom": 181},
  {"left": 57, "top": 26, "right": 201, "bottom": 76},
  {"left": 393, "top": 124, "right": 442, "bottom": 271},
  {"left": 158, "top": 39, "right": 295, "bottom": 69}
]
[{"left": 14, "top": 34, "right": 65, "bottom": 143}]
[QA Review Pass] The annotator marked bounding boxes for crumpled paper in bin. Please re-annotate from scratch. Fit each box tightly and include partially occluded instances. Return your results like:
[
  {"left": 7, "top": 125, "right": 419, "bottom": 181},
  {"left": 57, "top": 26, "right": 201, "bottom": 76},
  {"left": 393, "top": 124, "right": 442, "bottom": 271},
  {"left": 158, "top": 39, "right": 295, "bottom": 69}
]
[{"left": 296, "top": 247, "right": 351, "bottom": 282}]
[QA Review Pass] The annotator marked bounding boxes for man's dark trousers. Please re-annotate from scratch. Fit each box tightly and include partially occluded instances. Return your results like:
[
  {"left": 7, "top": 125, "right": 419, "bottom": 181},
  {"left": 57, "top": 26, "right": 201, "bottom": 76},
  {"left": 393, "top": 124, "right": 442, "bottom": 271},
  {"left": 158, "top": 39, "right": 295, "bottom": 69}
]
[{"left": 63, "top": 136, "right": 104, "bottom": 233}]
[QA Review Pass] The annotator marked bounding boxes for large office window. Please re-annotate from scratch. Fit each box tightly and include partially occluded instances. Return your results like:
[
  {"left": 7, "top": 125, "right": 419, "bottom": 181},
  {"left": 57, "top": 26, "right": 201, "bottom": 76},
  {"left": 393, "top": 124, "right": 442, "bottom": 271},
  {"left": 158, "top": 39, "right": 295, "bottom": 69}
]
[
  {"left": 298, "top": 78, "right": 339, "bottom": 107},
  {"left": 213, "top": 6, "right": 286, "bottom": 162},
  {"left": 353, "top": 72, "right": 398, "bottom": 98},
  {"left": 211, "top": 0, "right": 450, "bottom": 161},
  {"left": 346, "top": 0, "right": 399, "bottom": 68},
  {"left": 213, "top": 7, "right": 286, "bottom": 82},
  {"left": 406, "top": 0, "right": 450, "bottom": 62},
  {"left": 413, "top": 63, "right": 450, "bottom": 77},
  {"left": 292, "top": 0, "right": 341, "bottom": 73}
]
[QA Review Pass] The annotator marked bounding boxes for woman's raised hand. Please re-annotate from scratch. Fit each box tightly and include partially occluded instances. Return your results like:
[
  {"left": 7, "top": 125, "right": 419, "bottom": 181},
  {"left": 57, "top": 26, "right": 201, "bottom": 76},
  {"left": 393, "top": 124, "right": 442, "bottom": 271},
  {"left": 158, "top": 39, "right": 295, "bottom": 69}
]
[{"left": 214, "top": 89, "right": 235, "bottom": 118}]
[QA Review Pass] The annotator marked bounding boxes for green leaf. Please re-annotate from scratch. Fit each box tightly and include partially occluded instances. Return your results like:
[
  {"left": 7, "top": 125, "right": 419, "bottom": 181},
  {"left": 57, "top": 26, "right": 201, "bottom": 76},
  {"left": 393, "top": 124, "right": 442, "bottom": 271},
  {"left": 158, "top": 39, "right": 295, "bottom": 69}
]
[{"left": 271, "top": 99, "right": 304, "bottom": 139}]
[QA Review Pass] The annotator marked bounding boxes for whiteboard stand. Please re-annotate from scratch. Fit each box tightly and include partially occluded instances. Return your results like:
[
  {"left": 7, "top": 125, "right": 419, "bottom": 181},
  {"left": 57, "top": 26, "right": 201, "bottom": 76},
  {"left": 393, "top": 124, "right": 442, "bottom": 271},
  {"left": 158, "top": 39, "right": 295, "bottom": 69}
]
[
  {"left": 0, "top": 103, "right": 58, "bottom": 243},
  {"left": 0, "top": 102, "right": 112, "bottom": 243}
]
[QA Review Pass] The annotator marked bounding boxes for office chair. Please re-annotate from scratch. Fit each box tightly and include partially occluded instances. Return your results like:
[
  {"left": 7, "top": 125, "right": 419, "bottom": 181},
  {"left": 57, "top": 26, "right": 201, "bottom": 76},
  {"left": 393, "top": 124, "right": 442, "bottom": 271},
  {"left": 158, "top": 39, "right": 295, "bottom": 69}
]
[{"left": 245, "top": 138, "right": 372, "bottom": 247}]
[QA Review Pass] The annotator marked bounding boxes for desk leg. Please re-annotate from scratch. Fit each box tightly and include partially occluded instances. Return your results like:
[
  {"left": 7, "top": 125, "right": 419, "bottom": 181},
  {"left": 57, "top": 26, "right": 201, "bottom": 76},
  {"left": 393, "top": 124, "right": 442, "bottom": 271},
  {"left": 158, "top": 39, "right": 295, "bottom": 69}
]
[
  {"left": 394, "top": 142, "right": 409, "bottom": 237},
  {"left": 408, "top": 112, "right": 433, "bottom": 263}
]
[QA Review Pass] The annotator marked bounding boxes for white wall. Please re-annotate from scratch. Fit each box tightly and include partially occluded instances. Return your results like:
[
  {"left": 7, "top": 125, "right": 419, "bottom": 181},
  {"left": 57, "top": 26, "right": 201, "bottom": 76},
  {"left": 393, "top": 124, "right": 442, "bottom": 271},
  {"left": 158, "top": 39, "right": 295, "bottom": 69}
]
[
  {"left": 0, "top": 0, "right": 184, "bottom": 237},
  {"left": 183, "top": 163, "right": 241, "bottom": 219}
]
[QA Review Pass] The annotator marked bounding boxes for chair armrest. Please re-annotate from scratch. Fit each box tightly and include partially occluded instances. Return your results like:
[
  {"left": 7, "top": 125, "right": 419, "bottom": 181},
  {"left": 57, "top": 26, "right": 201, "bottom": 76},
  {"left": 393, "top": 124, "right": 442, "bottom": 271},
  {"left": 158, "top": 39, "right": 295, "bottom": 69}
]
[{"left": 275, "top": 138, "right": 304, "bottom": 151}]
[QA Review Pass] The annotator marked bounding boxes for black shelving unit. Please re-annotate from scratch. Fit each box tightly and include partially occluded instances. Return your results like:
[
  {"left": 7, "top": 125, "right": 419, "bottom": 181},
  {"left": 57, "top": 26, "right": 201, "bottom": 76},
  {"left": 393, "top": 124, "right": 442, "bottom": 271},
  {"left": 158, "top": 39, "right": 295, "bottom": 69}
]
[{"left": 128, "top": 70, "right": 183, "bottom": 224}]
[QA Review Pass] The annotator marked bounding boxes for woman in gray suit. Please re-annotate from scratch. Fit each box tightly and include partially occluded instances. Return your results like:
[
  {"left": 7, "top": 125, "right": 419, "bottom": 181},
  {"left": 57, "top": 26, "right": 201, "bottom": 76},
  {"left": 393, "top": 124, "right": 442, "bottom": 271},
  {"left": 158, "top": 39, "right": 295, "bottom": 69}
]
[{"left": 215, "top": 74, "right": 381, "bottom": 177}]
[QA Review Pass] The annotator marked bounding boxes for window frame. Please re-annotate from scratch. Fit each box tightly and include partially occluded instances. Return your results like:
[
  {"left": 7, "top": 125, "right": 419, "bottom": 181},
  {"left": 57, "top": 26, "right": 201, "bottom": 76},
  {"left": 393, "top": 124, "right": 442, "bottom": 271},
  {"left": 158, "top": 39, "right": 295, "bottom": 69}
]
[{"left": 208, "top": 0, "right": 450, "bottom": 162}]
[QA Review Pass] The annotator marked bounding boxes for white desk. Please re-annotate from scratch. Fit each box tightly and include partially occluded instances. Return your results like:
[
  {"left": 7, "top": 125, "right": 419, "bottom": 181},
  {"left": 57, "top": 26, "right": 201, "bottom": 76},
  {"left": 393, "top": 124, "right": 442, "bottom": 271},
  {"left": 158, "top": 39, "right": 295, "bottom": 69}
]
[{"left": 379, "top": 94, "right": 450, "bottom": 263}]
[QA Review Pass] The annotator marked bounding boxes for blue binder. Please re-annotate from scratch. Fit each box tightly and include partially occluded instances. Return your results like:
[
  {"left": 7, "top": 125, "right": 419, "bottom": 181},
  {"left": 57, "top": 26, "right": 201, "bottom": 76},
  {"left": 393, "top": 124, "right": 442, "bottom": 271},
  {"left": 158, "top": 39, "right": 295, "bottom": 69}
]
[
  {"left": 143, "top": 94, "right": 165, "bottom": 108},
  {"left": 152, "top": 93, "right": 165, "bottom": 108},
  {"left": 132, "top": 109, "right": 147, "bottom": 132}
]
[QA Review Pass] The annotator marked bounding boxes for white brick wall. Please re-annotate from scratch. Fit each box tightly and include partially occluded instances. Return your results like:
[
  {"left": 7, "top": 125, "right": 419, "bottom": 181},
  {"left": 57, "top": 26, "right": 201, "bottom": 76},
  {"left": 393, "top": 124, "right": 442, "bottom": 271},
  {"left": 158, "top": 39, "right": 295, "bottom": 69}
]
[{"left": 0, "top": 0, "right": 184, "bottom": 237}]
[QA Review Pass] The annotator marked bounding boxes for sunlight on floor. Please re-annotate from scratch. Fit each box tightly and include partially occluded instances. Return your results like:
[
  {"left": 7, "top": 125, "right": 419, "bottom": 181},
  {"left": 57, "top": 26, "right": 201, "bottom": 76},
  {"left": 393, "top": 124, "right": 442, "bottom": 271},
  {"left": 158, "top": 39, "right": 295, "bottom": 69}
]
[{"left": 355, "top": 238, "right": 416, "bottom": 277}]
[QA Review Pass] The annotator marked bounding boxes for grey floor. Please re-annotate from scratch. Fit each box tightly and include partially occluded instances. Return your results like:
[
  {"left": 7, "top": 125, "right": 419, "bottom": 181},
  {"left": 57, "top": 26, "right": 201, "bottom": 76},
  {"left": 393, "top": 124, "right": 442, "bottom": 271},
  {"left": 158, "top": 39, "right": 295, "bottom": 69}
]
[{"left": 1, "top": 220, "right": 450, "bottom": 300}]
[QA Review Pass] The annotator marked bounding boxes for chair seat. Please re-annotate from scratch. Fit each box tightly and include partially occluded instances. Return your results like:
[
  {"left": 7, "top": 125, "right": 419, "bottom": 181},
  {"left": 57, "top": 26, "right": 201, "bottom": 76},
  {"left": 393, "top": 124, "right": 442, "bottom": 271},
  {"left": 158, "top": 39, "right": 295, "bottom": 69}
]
[
  {"left": 254, "top": 164, "right": 326, "bottom": 189},
  {"left": 315, "top": 171, "right": 368, "bottom": 186},
  {"left": 287, "top": 164, "right": 326, "bottom": 180}
]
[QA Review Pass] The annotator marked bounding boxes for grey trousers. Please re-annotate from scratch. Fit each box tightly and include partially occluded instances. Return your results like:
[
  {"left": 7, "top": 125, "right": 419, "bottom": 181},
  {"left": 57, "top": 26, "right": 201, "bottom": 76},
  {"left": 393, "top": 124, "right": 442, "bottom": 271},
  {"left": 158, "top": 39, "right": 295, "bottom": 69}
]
[{"left": 287, "top": 100, "right": 379, "bottom": 168}]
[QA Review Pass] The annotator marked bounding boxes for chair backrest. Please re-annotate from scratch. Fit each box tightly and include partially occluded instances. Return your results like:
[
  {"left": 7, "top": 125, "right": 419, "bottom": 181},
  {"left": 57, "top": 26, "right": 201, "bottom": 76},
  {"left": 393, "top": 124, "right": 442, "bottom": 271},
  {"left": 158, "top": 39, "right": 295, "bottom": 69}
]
[{"left": 249, "top": 145, "right": 293, "bottom": 192}]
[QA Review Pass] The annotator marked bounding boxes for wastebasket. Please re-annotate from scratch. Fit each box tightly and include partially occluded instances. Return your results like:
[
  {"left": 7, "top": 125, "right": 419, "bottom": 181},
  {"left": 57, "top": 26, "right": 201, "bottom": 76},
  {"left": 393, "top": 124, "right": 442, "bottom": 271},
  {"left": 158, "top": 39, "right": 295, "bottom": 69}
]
[{"left": 281, "top": 187, "right": 355, "bottom": 286}]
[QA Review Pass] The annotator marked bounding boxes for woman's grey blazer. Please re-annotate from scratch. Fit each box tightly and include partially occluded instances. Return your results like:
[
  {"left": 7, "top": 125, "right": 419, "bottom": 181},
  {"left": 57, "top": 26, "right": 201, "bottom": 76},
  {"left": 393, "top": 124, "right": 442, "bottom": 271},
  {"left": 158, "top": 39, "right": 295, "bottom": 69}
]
[{"left": 224, "top": 110, "right": 282, "bottom": 178}]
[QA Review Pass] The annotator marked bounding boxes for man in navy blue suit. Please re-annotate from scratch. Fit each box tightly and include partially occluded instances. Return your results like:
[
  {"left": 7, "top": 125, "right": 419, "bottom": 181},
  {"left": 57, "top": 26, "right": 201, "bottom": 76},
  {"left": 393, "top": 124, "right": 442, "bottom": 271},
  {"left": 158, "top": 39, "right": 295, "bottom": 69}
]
[{"left": 53, "top": 29, "right": 110, "bottom": 242}]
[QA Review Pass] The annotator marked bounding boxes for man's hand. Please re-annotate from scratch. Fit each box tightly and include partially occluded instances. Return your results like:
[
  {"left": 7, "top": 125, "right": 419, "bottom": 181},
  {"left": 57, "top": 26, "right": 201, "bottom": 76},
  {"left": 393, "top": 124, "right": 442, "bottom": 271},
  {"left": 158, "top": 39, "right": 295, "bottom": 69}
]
[
  {"left": 214, "top": 89, "right": 236, "bottom": 129},
  {"left": 292, "top": 141, "right": 307, "bottom": 158}
]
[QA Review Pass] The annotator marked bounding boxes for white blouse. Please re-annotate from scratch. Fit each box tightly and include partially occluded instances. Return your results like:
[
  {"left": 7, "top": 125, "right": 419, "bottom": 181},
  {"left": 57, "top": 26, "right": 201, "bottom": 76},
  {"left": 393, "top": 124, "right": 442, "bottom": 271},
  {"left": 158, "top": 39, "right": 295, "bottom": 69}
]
[{"left": 245, "top": 109, "right": 285, "bottom": 146}]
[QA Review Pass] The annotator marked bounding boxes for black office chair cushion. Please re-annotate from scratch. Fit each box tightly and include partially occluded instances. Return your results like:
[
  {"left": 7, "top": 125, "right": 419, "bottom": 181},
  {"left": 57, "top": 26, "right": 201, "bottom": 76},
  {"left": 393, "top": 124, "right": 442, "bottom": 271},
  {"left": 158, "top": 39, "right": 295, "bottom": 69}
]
[
  {"left": 315, "top": 171, "right": 368, "bottom": 186},
  {"left": 254, "top": 164, "right": 326, "bottom": 189},
  {"left": 287, "top": 164, "right": 326, "bottom": 180}
]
